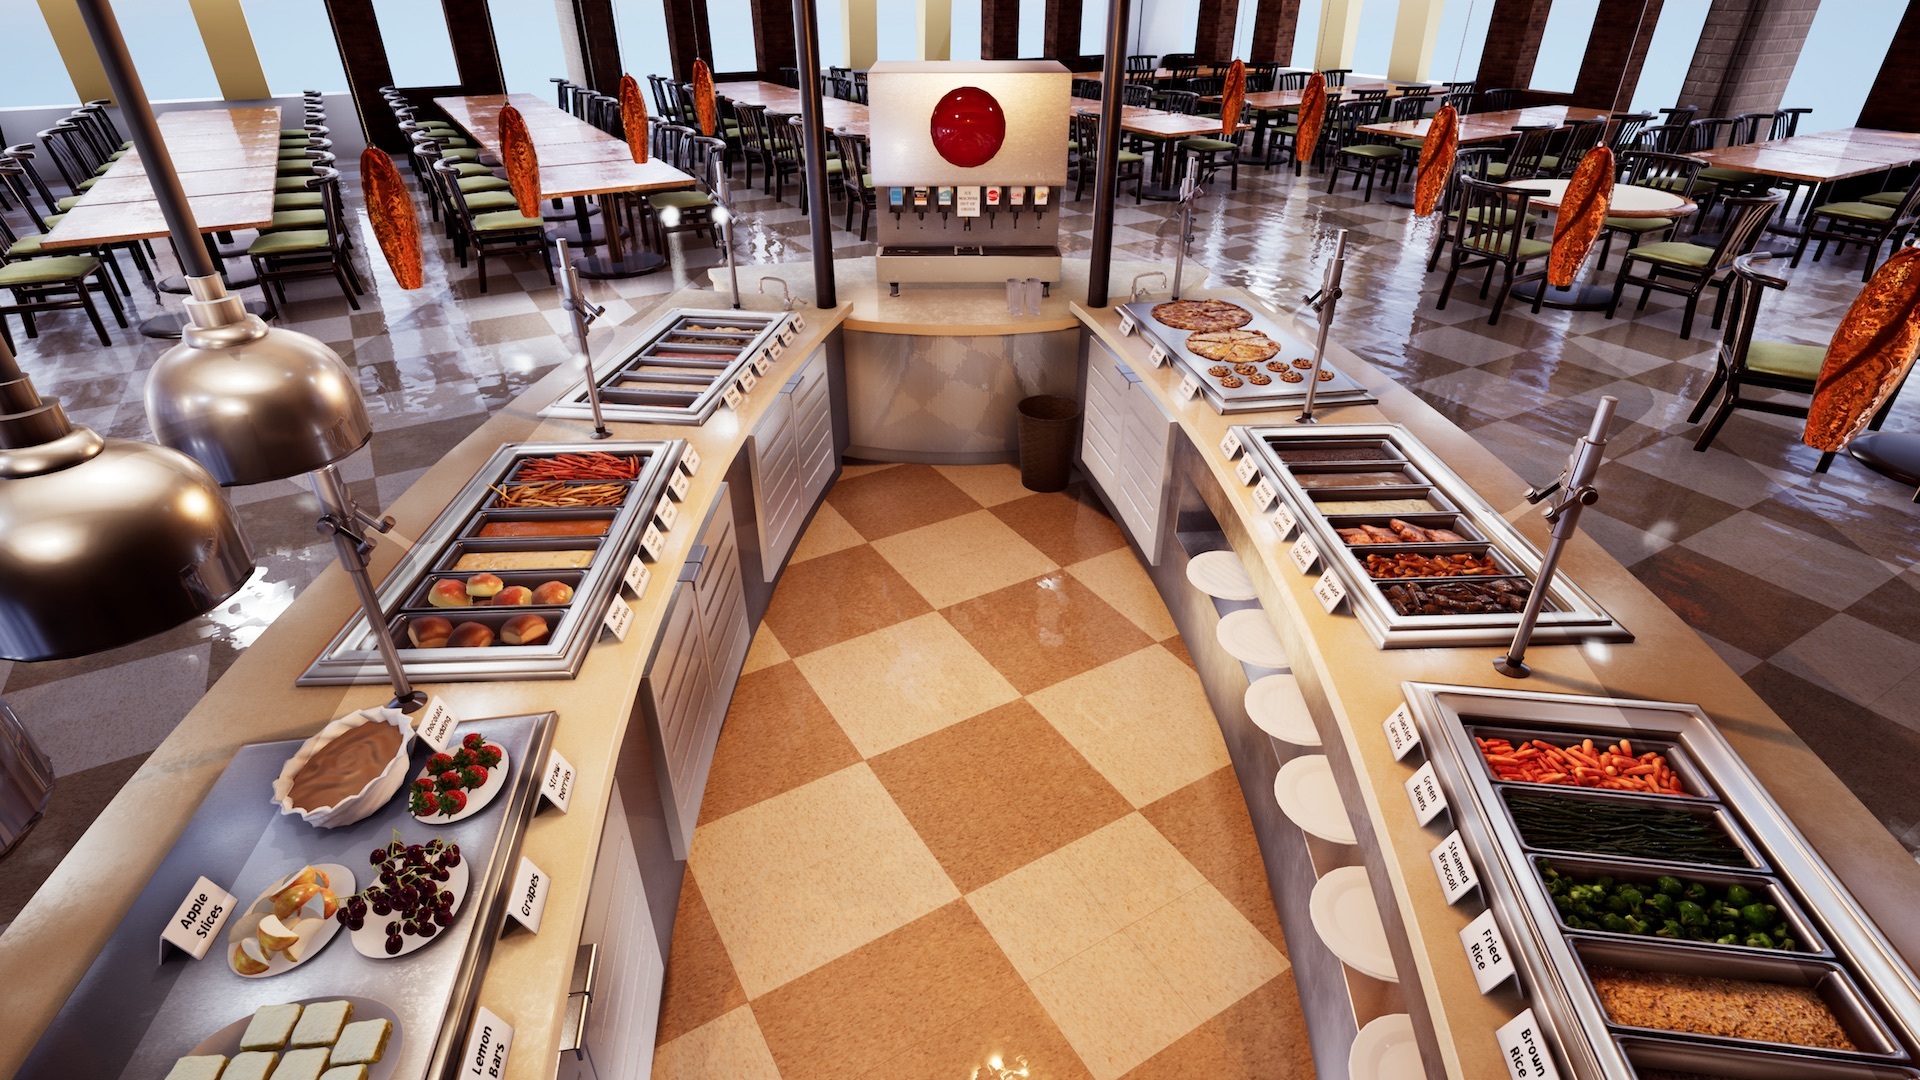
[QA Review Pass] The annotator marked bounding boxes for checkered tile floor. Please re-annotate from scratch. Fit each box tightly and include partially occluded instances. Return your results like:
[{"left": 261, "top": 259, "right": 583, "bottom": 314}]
[{"left": 651, "top": 465, "right": 1308, "bottom": 1080}]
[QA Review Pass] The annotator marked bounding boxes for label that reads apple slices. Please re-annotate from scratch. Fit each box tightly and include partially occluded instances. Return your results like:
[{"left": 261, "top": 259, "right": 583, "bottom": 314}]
[
  {"left": 602, "top": 594, "right": 635, "bottom": 642},
  {"left": 640, "top": 524, "right": 665, "bottom": 562},
  {"left": 1252, "top": 478, "right": 1277, "bottom": 511},
  {"left": 415, "top": 695, "right": 460, "bottom": 754},
  {"left": 1148, "top": 343, "right": 1170, "bottom": 368},
  {"left": 1496, "top": 1008, "right": 1561, "bottom": 1080},
  {"left": 1314, "top": 569, "right": 1347, "bottom": 613},
  {"left": 1235, "top": 458, "right": 1260, "bottom": 486},
  {"left": 1288, "top": 535, "right": 1319, "bottom": 575},
  {"left": 722, "top": 385, "right": 744, "bottom": 411},
  {"left": 624, "top": 555, "right": 650, "bottom": 597},
  {"left": 161, "top": 875, "right": 236, "bottom": 962},
  {"left": 1220, "top": 430, "right": 1243, "bottom": 459},
  {"left": 680, "top": 446, "right": 701, "bottom": 476},
  {"left": 1406, "top": 760, "right": 1447, "bottom": 826},
  {"left": 1383, "top": 703, "right": 1420, "bottom": 760},
  {"left": 1271, "top": 501, "right": 1297, "bottom": 539},
  {"left": 459, "top": 1006, "right": 513, "bottom": 1079},
  {"left": 669, "top": 470, "right": 691, "bottom": 502},
  {"left": 1118, "top": 309, "right": 1138, "bottom": 336},
  {"left": 1178, "top": 374, "right": 1200, "bottom": 401},
  {"left": 507, "top": 857, "right": 549, "bottom": 934},
  {"left": 540, "top": 750, "right": 574, "bottom": 813}
]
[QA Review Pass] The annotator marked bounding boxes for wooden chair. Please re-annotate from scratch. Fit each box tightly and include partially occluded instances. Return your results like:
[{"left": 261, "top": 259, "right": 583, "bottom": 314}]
[
  {"left": 0, "top": 213, "right": 127, "bottom": 347},
  {"left": 248, "top": 166, "right": 363, "bottom": 318},
  {"left": 1426, "top": 148, "right": 1501, "bottom": 272},
  {"left": 1604, "top": 112, "right": 1652, "bottom": 151},
  {"left": 1607, "top": 191, "right": 1784, "bottom": 340},
  {"left": 835, "top": 132, "right": 876, "bottom": 240},
  {"left": 1541, "top": 118, "right": 1606, "bottom": 177},
  {"left": 1274, "top": 72, "right": 1311, "bottom": 91},
  {"left": 1070, "top": 111, "right": 1144, "bottom": 202},
  {"left": 1596, "top": 151, "right": 1703, "bottom": 269},
  {"left": 644, "top": 126, "right": 720, "bottom": 254},
  {"left": 1790, "top": 172, "right": 1920, "bottom": 282},
  {"left": 1477, "top": 88, "right": 1522, "bottom": 112},
  {"left": 430, "top": 159, "right": 553, "bottom": 293},
  {"left": 1320, "top": 69, "right": 1351, "bottom": 88},
  {"left": 1435, "top": 176, "right": 1552, "bottom": 324},
  {"left": 1324, "top": 100, "right": 1403, "bottom": 200}
]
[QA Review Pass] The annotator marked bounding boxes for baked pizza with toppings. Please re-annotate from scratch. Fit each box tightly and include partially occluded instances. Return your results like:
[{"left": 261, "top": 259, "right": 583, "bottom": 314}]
[
  {"left": 1151, "top": 299, "right": 1253, "bottom": 331},
  {"left": 1187, "top": 329, "right": 1281, "bottom": 363}
]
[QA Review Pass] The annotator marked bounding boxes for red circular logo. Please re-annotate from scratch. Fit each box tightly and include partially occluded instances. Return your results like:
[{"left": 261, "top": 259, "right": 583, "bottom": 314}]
[{"left": 929, "top": 86, "right": 1006, "bottom": 168}]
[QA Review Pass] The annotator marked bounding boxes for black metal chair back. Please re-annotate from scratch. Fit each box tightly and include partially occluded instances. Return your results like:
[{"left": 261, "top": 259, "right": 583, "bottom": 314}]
[
  {"left": 1501, "top": 125, "right": 1554, "bottom": 180},
  {"left": 1159, "top": 90, "right": 1199, "bottom": 116},
  {"left": 1617, "top": 150, "right": 1704, "bottom": 197},
  {"left": 36, "top": 125, "right": 94, "bottom": 194},
  {"left": 1123, "top": 83, "right": 1154, "bottom": 107},
  {"left": 1604, "top": 112, "right": 1652, "bottom": 150},
  {"left": 1635, "top": 123, "right": 1687, "bottom": 153},
  {"left": 1705, "top": 192, "right": 1788, "bottom": 271},
  {"left": 1186, "top": 75, "right": 1225, "bottom": 99},
  {"left": 1275, "top": 71, "right": 1310, "bottom": 91},
  {"left": 3, "top": 145, "right": 63, "bottom": 217},
  {"left": 1320, "top": 69, "right": 1350, "bottom": 87},
  {"left": 1552, "top": 118, "right": 1607, "bottom": 176},
  {"left": 1478, "top": 88, "right": 1521, "bottom": 112},
  {"left": 1728, "top": 112, "right": 1774, "bottom": 146},
  {"left": 1388, "top": 95, "right": 1426, "bottom": 123},
  {"left": 1125, "top": 55, "right": 1157, "bottom": 79},
  {"left": 1453, "top": 175, "right": 1546, "bottom": 260},
  {"left": 1324, "top": 100, "right": 1382, "bottom": 156},
  {"left": 1248, "top": 63, "right": 1280, "bottom": 92}
]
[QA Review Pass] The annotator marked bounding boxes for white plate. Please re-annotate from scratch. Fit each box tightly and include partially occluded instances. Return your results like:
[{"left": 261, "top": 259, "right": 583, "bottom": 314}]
[
  {"left": 225, "top": 863, "right": 356, "bottom": 978},
  {"left": 349, "top": 851, "right": 470, "bottom": 959},
  {"left": 1349, "top": 1013, "right": 1421, "bottom": 1080},
  {"left": 1216, "top": 608, "right": 1290, "bottom": 669},
  {"left": 411, "top": 744, "right": 510, "bottom": 824},
  {"left": 1186, "top": 550, "right": 1258, "bottom": 601},
  {"left": 191, "top": 995, "right": 402, "bottom": 1079},
  {"left": 1309, "top": 865, "right": 1397, "bottom": 982},
  {"left": 1245, "top": 674, "right": 1318, "bottom": 745},
  {"left": 1273, "top": 756, "right": 1355, "bottom": 844}
]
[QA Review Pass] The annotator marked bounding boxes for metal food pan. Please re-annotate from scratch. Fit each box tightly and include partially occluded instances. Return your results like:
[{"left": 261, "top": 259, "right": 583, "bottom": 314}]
[
  {"left": 399, "top": 568, "right": 587, "bottom": 613},
  {"left": 1620, "top": 1035, "right": 1920, "bottom": 1079},
  {"left": 1467, "top": 723, "right": 1718, "bottom": 802},
  {"left": 429, "top": 535, "right": 608, "bottom": 576},
  {"left": 1571, "top": 936, "right": 1907, "bottom": 1061},
  {"left": 1285, "top": 461, "right": 1427, "bottom": 488},
  {"left": 1350, "top": 540, "right": 1518, "bottom": 581},
  {"left": 1305, "top": 487, "right": 1458, "bottom": 515},
  {"left": 457, "top": 507, "right": 619, "bottom": 542},
  {"left": 1269, "top": 437, "right": 1406, "bottom": 467},
  {"left": 1500, "top": 784, "right": 1769, "bottom": 872},
  {"left": 482, "top": 479, "right": 635, "bottom": 512},
  {"left": 1533, "top": 854, "right": 1829, "bottom": 957},
  {"left": 1374, "top": 575, "right": 1552, "bottom": 618},
  {"left": 504, "top": 452, "right": 648, "bottom": 483},
  {"left": 601, "top": 386, "right": 703, "bottom": 409},
  {"left": 1323, "top": 511, "right": 1486, "bottom": 547},
  {"left": 387, "top": 606, "right": 572, "bottom": 652}
]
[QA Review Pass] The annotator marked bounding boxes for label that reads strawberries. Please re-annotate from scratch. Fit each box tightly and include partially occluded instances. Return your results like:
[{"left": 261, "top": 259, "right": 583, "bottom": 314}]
[
  {"left": 415, "top": 695, "right": 460, "bottom": 753},
  {"left": 540, "top": 749, "right": 574, "bottom": 813}
]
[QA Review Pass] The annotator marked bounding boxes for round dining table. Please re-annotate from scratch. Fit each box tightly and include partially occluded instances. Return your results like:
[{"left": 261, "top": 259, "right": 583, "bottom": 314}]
[{"left": 1505, "top": 178, "right": 1696, "bottom": 310}]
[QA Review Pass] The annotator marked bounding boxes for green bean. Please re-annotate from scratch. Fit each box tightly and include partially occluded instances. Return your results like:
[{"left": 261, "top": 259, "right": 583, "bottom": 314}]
[{"left": 1505, "top": 791, "right": 1750, "bottom": 866}]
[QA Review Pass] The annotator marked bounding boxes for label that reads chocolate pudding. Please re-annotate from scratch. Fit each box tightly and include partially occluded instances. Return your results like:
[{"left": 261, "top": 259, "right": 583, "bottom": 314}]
[
  {"left": 161, "top": 876, "right": 236, "bottom": 962},
  {"left": 289, "top": 719, "right": 404, "bottom": 811},
  {"left": 415, "top": 696, "right": 460, "bottom": 754}
]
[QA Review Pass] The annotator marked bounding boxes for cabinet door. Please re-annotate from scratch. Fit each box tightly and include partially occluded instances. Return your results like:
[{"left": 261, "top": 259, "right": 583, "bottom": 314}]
[
  {"left": 693, "top": 489, "right": 751, "bottom": 731},
  {"left": 790, "top": 347, "right": 836, "bottom": 504},
  {"left": 567, "top": 789, "right": 664, "bottom": 1080},
  {"left": 1118, "top": 373, "right": 1174, "bottom": 561},
  {"left": 751, "top": 393, "right": 803, "bottom": 581},
  {"left": 644, "top": 581, "right": 713, "bottom": 860}
]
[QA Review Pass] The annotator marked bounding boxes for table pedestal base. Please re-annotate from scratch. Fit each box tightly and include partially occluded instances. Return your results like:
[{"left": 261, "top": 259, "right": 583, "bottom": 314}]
[
  {"left": 1848, "top": 431, "right": 1920, "bottom": 500},
  {"left": 1512, "top": 281, "right": 1613, "bottom": 311},
  {"left": 1385, "top": 190, "right": 1416, "bottom": 209},
  {"left": 574, "top": 251, "right": 667, "bottom": 279}
]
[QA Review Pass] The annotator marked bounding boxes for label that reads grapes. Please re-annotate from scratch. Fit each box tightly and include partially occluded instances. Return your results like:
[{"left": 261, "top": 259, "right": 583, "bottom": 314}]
[
  {"left": 415, "top": 695, "right": 460, "bottom": 754},
  {"left": 602, "top": 594, "right": 635, "bottom": 642},
  {"left": 1461, "top": 907, "right": 1516, "bottom": 993},
  {"left": 1289, "top": 535, "right": 1320, "bottom": 575},
  {"left": 1148, "top": 343, "right": 1170, "bottom": 368},
  {"left": 1178, "top": 374, "right": 1200, "bottom": 400},
  {"left": 459, "top": 1006, "right": 513, "bottom": 1080},
  {"left": 640, "top": 524, "right": 665, "bottom": 562},
  {"left": 1406, "top": 760, "right": 1447, "bottom": 825},
  {"left": 540, "top": 750, "right": 574, "bottom": 813},
  {"left": 1383, "top": 703, "right": 1420, "bottom": 760},
  {"left": 668, "top": 470, "right": 691, "bottom": 502},
  {"left": 1118, "top": 309, "right": 1138, "bottom": 336},
  {"left": 624, "top": 555, "right": 650, "bottom": 597},
  {"left": 1251, "top": 478, "right": 1277, "bottom": 511},
  {"left": 1271, "top": 501, "right": 1297, "bottom": 539},
  {"left": 1314, "top": 569, "right": 1347, "bottom": 613},
  {"left": 506, "top": 857, "right": 548, "bottom": 934},
  {"left": 1235, "top": 458, "right": 1260, "bottom": 486},
  {"left": 1496, "top": 1008, "right": 1561, "bottom": 1080},
  {"left": 722, "top": 385, "right": 744, "bottom": 411},
  {"left": 1430, "top": 830, "right": 1478, "bottom": 904},
  {"left": 160, "top": 876, "right": 236, "bottom": 962},
  {"left": 680, "top": 446, "right": 701, "bottom": 476},
  {"left": 1220, "top": 430, "right": 1243, "bottom": 459}
]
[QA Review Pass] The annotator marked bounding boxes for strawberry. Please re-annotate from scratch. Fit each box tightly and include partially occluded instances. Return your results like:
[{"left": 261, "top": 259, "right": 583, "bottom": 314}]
[
  {"left": 437, "top": 769, "right": 462, "bottom": 791},
  {"left": 427, "top": 752, "right": 455, "bottom": 773},
  {"left": 477, "top": 744, "right": 504, "bottom": 768},
  {"left": 412, "top": 776, "right": 435, "bottom": 792},
  {"left": 463, "top": 732, "right": 486, "bottom": 750},
  {"left": 439, "top": 790, "right": 467, "bottom": 815},
  {"left": 460, "top": 765, "right": 489, "bottom": 789}
]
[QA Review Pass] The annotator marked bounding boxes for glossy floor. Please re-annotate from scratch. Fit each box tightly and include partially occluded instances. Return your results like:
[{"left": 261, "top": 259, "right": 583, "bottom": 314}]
[{"left": 650, "top": 467, "right": 1310, "bottom": 1080}]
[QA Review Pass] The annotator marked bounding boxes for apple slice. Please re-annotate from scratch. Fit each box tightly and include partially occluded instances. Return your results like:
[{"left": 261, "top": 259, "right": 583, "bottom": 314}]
[
  {"left": 284, "top": 916, "right": 327, "bottom": 963},
  {"left": 274, "top": 882, "right": 322, "bottom": 921},
  {"left": 257, "top": 913, "right": 300, "bottom": 953},
  {"left": 234, "top": 936, "right": 271, "bottom": 975},
  {"left": 228, "top": 910, "right": 264, "bottom": 946}
]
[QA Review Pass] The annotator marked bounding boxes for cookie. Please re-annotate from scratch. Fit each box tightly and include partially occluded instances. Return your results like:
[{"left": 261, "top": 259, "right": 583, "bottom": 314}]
[
  {"left": 1279, "top": 369, "right": 1304, "bottom": 383},
  {"left": 1207, "top": 365, "right": 1230, "bottom": 378},
  {"left": 1318, "top": 368, "right": 1335, "bottom": 381},
  {"left": 1266, "top": 360, "right": 1286, "bottom": 372},
  {"left": 1292, "top": 357, "right": 1315, "bottom": 370},
  {"left": 1248, "top": 372, "right": 1271, "bottom": 385},
  {"left": 1220, "top": 375, "right": 1244, "bottom": 388},
  {"left": 1234, "top": 362, "right": 1258, "bottom": 375}
]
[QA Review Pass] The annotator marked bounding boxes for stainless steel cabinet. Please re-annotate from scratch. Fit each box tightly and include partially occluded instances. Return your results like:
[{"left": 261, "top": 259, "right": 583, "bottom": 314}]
[
  {"left": 750, "top": 347, "right": 834, "bottom": 580},
  {"left": 1082, "top": 340, "right": 1174, "bottom": 562},
  {"left": 559, "top": 789, "right": 664, "bottom": 1080}
]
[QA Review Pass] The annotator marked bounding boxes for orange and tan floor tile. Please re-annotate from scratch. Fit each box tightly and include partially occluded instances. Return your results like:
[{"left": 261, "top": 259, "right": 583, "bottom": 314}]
[{"left": 651, "top": 464, "right": 1315, "bottom": 1080}]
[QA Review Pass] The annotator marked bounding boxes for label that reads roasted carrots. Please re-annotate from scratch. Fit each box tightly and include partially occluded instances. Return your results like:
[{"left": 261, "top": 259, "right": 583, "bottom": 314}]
[
  {"left": 1406, "top": 761, "right": 1447, "bottom": 826},
  {"left": 1383, "top": 703, "right": 1419, "bottom": 760},
  {"left": 1430, "top": 830, "right": 1478, "bottom": 904},
  {"left": 1459, "top": 907, "right": 1515, "bottom": 993},
  {"left": 1495, "top": 1008, "right": 1561, "bottom": 1080}
]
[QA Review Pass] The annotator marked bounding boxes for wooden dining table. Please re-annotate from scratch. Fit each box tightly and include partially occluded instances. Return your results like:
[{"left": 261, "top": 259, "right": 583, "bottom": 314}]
[
  {"left": 1362, "top": 105, "right": 1613, "bottom": 144},
  {"left": 713, "top": 81, "right": 869, "bottom": 136},
  {"left": 1068, "top": 101, "right": 1250, "bottom": 198},
  {"left": 41, "top": 106, "right": 283, "bottom": 338},
  {"left": 437, "top": 93, "right": 697, "bottom": 278}
]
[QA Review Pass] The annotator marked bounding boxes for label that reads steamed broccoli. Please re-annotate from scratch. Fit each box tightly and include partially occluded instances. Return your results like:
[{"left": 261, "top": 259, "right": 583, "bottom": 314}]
[{"left": 1430, "top": 830, "right": 1478, "bottom": 904}]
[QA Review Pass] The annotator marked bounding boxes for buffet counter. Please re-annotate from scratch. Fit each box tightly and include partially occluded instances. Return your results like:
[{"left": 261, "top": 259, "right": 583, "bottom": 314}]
[
  {"left": 1071, "top": 291, "right": 1920, "bottom": 1079},
  {"left": 0, "top": 287, "right": 853, "bottom": 1080}
]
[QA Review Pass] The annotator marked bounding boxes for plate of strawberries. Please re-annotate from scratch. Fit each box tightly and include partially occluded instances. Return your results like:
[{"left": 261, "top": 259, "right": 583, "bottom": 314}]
[{"left": 408, "top": 733, "right": 509, "bottom": 823}]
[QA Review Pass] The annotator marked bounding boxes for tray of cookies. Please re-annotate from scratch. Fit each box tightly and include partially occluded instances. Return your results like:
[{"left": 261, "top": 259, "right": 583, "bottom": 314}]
[{"left": 1118, "top": 296, "right": 1377, "bottom": 413}]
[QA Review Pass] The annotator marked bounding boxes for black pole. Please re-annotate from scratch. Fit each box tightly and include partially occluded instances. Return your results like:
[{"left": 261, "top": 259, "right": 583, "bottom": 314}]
[
  {"left": 791, "top": 0, "right": 836, "bottom": 307},
  {"left": 1086, "top": 0, "right": 1133, "bottom": 307},
  {"left": 72, "top": 0, "right": 218, "bottom": 281}
]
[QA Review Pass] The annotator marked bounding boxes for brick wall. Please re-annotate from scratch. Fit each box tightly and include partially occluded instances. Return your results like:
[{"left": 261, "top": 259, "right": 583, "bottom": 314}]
[
  {"left": 1676, "top": 0, "right": 1820, "bottom": 117},
  {"left": 1044, "top": 0, "right": 1084, "bottom": 61},
  {"left": 1251, "top": 0, "right": 1302, "bottom": 65},
  {"left": 1858, "top": 2, "right": 1920, "bottom": 130},
  {"left": 1475, "top": 0, "right": 1554, "bottom": 93},
  {"left": 1194, "top": 0, "right": 1242, "bottom": 63},
  {"left": 750, "top": 0, "right": 797, "bottom": 77},
  {"left": 663, "top": 0, "right": 710, "bottom": 81},
  {"left": 1570, "top": 0, "right": 1663, "bottom": 110},
  {"left": 982, "top": 0, "right": 1021, "bottom": 59}
]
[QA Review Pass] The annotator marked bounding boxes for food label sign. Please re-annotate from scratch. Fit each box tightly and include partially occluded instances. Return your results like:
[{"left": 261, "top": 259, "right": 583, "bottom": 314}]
[
  {"left": 1383, "top": 703, "right": 1420, "bottom": 760},
  {"left": 460, "top": 1006, "right": 513, "bottom": 1079},
  {"left": 1251, "top": 479, "right": 1278, "bottom": 511},
  {"left": 1219, "top": 430, "right": 1243, "bottom": 459},
  {"left": 415, "top": 695, "right": 460, "bottom": 753},
  {"left": 653, "top": 498, "right": 678, "bottom": 531},
  {"left": 1406, "top": 761, "right": 1448, "bottom": 825},
  {"left": 1148, "top": 343, "right": 1170, "bottom": 369},
  {"left": 1178, "top": 374, "right": 1200, "bottom": 400},
  {"left": 639, "top": 524, "right": 665, "bottom": 562},
  {"left": 1234, "top": 457, "right": 1259, "bottom": 486},
  {"left": 722, "top": 384, "right": 744, "bottom": 411},
  {"left": 160, "top": 876, "right": 236, "bottom": 962},
  {"left": 668, "top": 471, "right": 691, "bottom": 502},
  {"left": 1270, "top": 502, "right": 1296, "bottom": 539},
  {"left": 1313, "top": 570, "right": 1347, "bottom": 613},
  {"left": 1460, "top": 907, "right": 1516, "bottom": 993},
  {"left": 1496, "top": 1008, "right": 1561, "bottom": 1080},
  {"left": 679, "top": 446, "right": 701, "bottom": 476},
  {"left": 1430, "top": 830, "right": 1478, "bottom": 904},
  {"left": 623, "top": 555, "right": 650, "bottom": 597},
  {"left": 540, "top": 749, "right": 575, "bottom": 813},
  {"left": 1288, "top": 535, "right": 1320, "bottom": 575},
  {"left": 602, "top": 594, "right": 635, "bottom": 642},
  {"left": 1118, "top": 309, "right": 1138, "bottom": 336},
  {"left": 506, "top": 857, "right": 548, "bottom": 934}
]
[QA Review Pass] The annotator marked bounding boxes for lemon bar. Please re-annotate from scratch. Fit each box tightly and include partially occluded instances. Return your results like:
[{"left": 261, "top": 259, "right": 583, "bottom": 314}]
[
  {"left": 329, "top": 1019, "right": 391, "bottom": 1065},
  {"left": 163, "top": 1056, "right": 227, "bottom": 1080},
  {"left": 319, "top": 1068, "right": 367, "bottom": 1080},
  {"left": 222, "top": 1052, "right": 277, "bottom": 1080},
  {"left": 287, "top": 1000, "right": 353, "bottom": 1047},
  {"left": 239, "top": 1004, "right": 303, "bottom": 1051},
  {"left": 267, "top": 1047, "right": 330, "bottom": 1080}
]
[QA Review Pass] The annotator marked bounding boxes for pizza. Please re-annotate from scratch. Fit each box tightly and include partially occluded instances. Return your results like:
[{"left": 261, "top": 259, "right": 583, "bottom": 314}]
[
  {"left": 1187, "top": 329, "right": 1281, "bottom": 363},
  {"left": 1152, "top": 299, "right": 1252, "bottom": 331}
]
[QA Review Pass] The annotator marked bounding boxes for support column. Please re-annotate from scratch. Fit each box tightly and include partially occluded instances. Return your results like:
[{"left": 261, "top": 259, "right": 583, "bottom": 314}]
[
  {"left": 440, "top": 0, "right": 506, "bottom": 95},
  {"left": 981, "top": 0, "right": 1021, "bottom": 59},
  {"left": 1387, "top": 0, "right": 1447, "bottom": 82},
  {"left": 1043, "top": 0, "right": 1083, "bottom": 63},
  {"left": 1195, "top": 0, "right": 1241, "bottom": 64},
  {"left": 664, "top": 0, "right": 713, "bottom": 81},
  {"left": 566, "top": 0, "right": 624, "bottom": 93},
  {"left": 843, "top": 0, "right": 877, "bottom": 67},
  {"left": 1569, "top": 0, "right": 1662, "bottom": 110},
  {"left": 1860, "top": 2, "right": 1920, "bottom": 131},
  {"left": 1314, "top": 0, "right": 1363, "bottom": 70},
  {"left": 921, "top": 0, "right": 954, "bottom": 59},
  {"left": 186, "top": 0, "right": 270, "bottom": 100},
  {"left": 1473, "top": 0, "right": 1552, "bottom": 91},
  {"left": 321, "top": 0, "right": 402, "bottom": 151},
  {"left": 1678, "top": 0, "right": 1820, "bottom": 117},
  {"left": 753, "top": 0, "right": 800, "bottom": 74},
  {"left": 1250, "top": 0, "right": 1302, "bottom": 65},
  {"left": 35, "top": 0, "right": 111, "bottom": 103}
]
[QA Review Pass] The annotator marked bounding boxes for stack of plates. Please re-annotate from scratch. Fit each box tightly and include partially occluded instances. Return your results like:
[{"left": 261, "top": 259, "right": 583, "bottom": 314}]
[
  {"left": 1348, "top": 1013, "right": 1420, "bottom": 1079},
  {"left": 1245, "top": 674, "right": 1318, "bottom": 745},
  {"left": 1216, "top": 609, "right": 1290, "bottom": 669},
  {"left": 1272, "top": 755, "right": 1355, "bottom": 844},
  {"left": 1308, "top": 865, "right": 1398, "bottom": 982},
  {"left": 1185, "top": 550, "right": 1259, "bottom": 601}
]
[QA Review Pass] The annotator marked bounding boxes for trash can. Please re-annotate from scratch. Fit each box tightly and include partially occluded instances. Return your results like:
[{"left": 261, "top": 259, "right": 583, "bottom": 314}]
[{"left": 1016, "top": 395, "right": 1081, "bottom": 493}]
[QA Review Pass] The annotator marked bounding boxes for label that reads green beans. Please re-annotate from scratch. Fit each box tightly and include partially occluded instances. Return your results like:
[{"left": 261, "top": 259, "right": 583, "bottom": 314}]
[
  {"left": 1536, "top": 861, "right": 1802, "bottom": 951},
  {"left": 1504, "top": 790, "right": 1749, "bottom": 867}
]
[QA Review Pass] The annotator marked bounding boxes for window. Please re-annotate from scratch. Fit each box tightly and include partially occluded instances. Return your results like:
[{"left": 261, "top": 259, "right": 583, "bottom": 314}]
[
  {"left": 242, "top": 0, "right": 348, "bottom": 96},
  {"left": 613, "top": 0, "right": 675, "bottom": 82},
  {"left": 118, "top": 0, "right": 221, "bottom": 101},
  {"left": 818, "top": 0, "right": 849, "bottom": 66},
  {"left": 485, "top": 0, "right": 569, "bottom": 95},
  {"left": 950, "top": 0, "right": 981, "bottom": 61},
  {"left": 1528, "top": 0, "right": 1599, "bottom": 93},
  {"left": 1018, "top": 0, "right": 1044, "bottom": 57},
  {"left": 1082, "top": 0, "right": 1106, "bottom": 56},
  {"left": 0, "top": 0, "right": 78, "bottom": 107},
  {"left": 1428, "top": 0, "right": 1491, "bottom": 82},
  {"left": 371, "top": 0, "right": 460, "bottom": 87},
  {"left": 1351, "top": 0, "right": 1400, "bottom": 78},
  {"left": 1781, "top": 0, "right": 1903, "bottom": 131},
  {"left": 1293, "top": 0, "right": 1325, "bottom": 68},
  {"left": 707, "top": 0, "right": 760, "bottom": 71},
  {"left": 877, "top": 0, "right": 918, "bottom": 60},
  {"left": 1629, "top": 0, "right": 1708, "bottom": 115},
  {"left": 1232, "top": 0, "right": 1257, "bottom": 61},
  {"left": 1136, "top": 0, "right": 1197, "bottom": 57}
]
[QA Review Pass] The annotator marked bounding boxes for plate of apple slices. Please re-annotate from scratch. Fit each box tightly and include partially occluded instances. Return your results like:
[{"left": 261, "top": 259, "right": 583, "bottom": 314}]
[
  {"left": 409, "top": 732, "right": 509, "bottom": 824},
  {"left": 227, "top": 863, "right": 356, "bottom": 978}
]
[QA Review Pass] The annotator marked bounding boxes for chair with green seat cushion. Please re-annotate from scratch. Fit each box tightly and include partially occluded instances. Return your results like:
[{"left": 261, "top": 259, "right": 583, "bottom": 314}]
[
  {"left": 1609, "top": 191, "right": 1784, "bottom": 339},
  {"left": 1179, "top": 130, "right": 1245, "bottom": 191},
  {"left": 274, "top": 192, "right": 323, "bottom": 210},
  {"left": 249, "top": 165, "right": 363, "bottom": 318},
  {"left": 1068, "top": 112, "right": 1144, "bottom": 202},
  {"left": 1426, "top": 147, "right": 1502, "bottom": 271},
  {"left": 262, "top": 209, "right": 327, "bottom": 231},
  {"left": 427, "top": 158, "right": 553, "bottom": 293},
  {"left": 1791, "top": 172, "right": 1920, "bottom": 281},
  {"left": 0, "top": 217, "right": 127, "bottom": 348},
  {"left": 1324, "top": 101, "right": 1403, "bottom": 201},
  {"left": 1435, "top": 175, "right": 1554, "bottom": 324},
  {"left": 1597, "top": 151, "right": 1705, "bottom": 269},
  {"left": 1482, "top": 125, "right": 1553, "bottom": 181},
  {"left": 833, "top": 131, "right": 878, "bottom": 239},
  {"left": 459, "top": 189, "right": 521, "bottom": 214},
  {"left": 440, "top": 148, "right": 480, "bottom": 163},
  {"left": 1863, "top": 189, "right": 1905, "bottom": 208}
]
